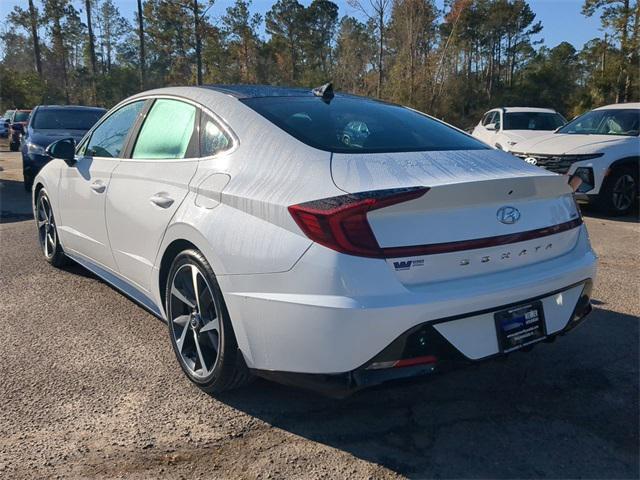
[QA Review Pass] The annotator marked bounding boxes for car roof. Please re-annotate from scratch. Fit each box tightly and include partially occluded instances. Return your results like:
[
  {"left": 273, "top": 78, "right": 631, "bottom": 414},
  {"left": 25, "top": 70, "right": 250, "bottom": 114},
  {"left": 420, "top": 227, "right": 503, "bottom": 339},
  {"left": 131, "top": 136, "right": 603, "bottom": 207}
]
[
  {"left": 594, "top": 102, "right": 640, "bottom": 110},
  {"left": 491, "top": 107, "right": 558, "bottom": 114},
  {"left": 202, "top": 84, "right": 322, "bottom": 98},
  {"left": 35, "top": 105, "right": 106, "bottom": 111}
]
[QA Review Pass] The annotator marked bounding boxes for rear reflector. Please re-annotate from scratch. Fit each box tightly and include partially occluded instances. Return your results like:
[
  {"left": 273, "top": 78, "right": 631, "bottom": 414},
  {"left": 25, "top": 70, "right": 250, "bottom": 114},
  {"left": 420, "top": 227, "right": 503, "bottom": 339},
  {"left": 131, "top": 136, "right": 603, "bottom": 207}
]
[
  {"left": 367, "top": 355, "right": 438, "bottom": 370},
  {"left": 288, "top": 187, "right": 429, "bottom": 258}
]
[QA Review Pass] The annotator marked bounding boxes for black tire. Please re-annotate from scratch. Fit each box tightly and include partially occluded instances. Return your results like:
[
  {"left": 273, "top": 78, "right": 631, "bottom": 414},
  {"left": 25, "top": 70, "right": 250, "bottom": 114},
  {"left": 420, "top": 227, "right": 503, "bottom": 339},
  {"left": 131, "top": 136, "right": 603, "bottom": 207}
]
[
  {"left": 35, "top": 189, "right": 68, "bottom": 267},
  {"left": 23, "top": 174, "right": 33, "bottom": 192},
  {"left": 9, "top": 141, "right": 18, "bottom": 152},
  {"left": 165, "top": 249, "right": 252, "bottom": 393},
  {"left": 597, "top": 166, "right": 639, "bottom": 216}
]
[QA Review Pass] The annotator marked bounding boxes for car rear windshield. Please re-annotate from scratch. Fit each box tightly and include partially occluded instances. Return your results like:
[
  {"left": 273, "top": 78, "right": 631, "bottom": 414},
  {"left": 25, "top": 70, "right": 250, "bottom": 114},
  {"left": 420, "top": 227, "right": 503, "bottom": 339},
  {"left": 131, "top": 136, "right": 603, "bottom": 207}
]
[
  {"left": 33, "top": 109, "right": 105, "bottom": 130},
  {"left": 557, "top": 108, "right": 640, "bottom": 136},
  {"left": 241, "top": 96, "right": 488, "bottom": 153},
  {"left": 503, "top": 112, "right": 565, "bottom": 131},
  {"left": 13, "top": 111, "right": 30, "bottom": 122}
]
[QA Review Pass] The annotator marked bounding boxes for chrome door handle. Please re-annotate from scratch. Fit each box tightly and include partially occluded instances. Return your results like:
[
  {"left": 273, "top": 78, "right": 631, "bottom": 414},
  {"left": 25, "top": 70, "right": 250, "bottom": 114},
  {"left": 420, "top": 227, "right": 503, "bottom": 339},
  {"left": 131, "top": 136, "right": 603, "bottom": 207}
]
[
  {"left": 90, "top": 181, "right": 106, "bottom": 193},
  {"left": 150, "top": 193, "right": 174, "bottom": 208}
]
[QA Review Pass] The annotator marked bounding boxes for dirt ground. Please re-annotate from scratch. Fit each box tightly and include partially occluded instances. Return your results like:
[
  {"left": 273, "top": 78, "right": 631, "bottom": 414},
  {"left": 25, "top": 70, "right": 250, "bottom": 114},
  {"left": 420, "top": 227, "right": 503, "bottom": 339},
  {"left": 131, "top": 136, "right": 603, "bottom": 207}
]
[{"left": 1, "top": 142, "right": 638, "bottom": 479}]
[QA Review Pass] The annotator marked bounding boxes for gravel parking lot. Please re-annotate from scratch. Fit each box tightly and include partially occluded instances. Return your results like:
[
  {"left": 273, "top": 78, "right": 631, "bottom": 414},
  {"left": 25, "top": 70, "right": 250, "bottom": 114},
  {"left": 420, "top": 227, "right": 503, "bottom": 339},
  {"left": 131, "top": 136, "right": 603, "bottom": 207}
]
[{"left": 1, "top": 143, "right": 638, "bottom": 479}]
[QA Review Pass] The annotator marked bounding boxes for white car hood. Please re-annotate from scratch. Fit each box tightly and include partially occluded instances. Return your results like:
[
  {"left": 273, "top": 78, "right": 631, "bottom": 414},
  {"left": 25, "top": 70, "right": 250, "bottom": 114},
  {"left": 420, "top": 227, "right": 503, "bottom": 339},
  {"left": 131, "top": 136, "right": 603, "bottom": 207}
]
[
  {"left": 502, "top": 130, "right": 553, "bottom": 143},
  {"left": 512, "top": 133, "right": 630, "bottom": 155}
]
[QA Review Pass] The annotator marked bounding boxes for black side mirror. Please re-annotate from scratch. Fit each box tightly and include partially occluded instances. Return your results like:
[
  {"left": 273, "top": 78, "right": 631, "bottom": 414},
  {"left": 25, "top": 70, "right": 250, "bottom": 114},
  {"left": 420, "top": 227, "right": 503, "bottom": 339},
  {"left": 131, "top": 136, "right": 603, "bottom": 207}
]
[
  {"left": 46, "top": 138, "right": 76, "bottom": 165},
  {"left": 11, "top": 123, "right": 23, "bottom": 132}
]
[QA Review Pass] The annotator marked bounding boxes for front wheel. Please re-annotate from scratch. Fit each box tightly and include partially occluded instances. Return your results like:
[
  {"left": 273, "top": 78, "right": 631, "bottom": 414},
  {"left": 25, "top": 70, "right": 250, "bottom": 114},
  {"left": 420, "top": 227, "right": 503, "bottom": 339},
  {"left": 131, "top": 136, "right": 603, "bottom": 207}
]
[
  {"left": 597, "top": 167, "right": 638, "bottom": 216},
  {"left": 9, "top": 141, "right": 18, "bottom": 152},
  {"left": 165, "top": 249, "right": 252, "bottom": 393},
  {"left": 36, "top": 189, "right": 67, "bottom": 267}
]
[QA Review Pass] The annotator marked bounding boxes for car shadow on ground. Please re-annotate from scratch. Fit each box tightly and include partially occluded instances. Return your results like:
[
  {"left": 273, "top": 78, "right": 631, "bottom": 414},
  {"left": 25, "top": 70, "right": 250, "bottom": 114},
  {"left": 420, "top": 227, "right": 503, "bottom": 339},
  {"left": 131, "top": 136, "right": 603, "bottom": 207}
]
[
  {"left": 215, "top": 305, "right": 639, "bottom": 478},
  {"left": 0, "top": 179, "right": 32, "bottom": 223},
  {"left": 580, "top": 204, "right": 639, "bottom": 223}
]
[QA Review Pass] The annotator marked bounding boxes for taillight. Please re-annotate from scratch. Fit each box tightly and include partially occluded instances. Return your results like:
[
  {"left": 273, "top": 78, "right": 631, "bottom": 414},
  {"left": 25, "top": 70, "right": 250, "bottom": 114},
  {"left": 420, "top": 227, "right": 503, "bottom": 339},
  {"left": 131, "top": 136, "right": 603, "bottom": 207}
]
[{"left": 288, "top": 187, "right": 429, "bottom": 258}]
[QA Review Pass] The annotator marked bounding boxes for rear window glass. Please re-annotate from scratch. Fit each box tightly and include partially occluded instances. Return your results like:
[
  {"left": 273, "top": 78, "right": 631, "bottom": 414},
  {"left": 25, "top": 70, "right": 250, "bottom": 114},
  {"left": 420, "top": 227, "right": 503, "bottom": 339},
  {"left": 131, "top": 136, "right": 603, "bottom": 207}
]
[
  {"left": 13, "top": 111, "right": 30, "bottom": 122},
  {"left": 33, "top": 109, "right": 105, "bottom": 130},
  {"left": 241, "top": 96, "right": 488, "bottom": 153},
  {"left": 503, "top": 112, "right": 565, "bottom": 131},
  {"left": 132, "top": 99, "right": 197, "bottom": 159}
]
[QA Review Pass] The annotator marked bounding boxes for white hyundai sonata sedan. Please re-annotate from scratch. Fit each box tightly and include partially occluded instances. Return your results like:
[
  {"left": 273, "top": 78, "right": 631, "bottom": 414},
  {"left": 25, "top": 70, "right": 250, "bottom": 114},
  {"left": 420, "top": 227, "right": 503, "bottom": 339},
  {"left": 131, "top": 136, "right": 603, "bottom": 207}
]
[{"left": 33, "top": 85, "right": 597, "bottom": 396}]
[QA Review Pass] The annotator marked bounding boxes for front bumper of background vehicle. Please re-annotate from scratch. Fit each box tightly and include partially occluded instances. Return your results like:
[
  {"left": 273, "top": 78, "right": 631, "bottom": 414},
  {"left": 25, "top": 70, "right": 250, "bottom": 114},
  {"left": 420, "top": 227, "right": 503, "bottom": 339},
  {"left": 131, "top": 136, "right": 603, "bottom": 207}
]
[
  {"left": 23, "top": 152, "right": 51, "bottom": 178},
  {"left": 252, "top": 279, "right": 593, "bottom": 397}
]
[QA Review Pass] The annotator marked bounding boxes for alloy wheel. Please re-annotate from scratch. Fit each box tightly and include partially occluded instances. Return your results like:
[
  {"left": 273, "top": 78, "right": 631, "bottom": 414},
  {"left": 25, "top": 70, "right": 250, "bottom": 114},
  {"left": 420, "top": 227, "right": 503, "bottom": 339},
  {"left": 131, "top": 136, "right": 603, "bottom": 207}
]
[
  {"left": 37, "top": 195, "right": 57, "bottom": 259},
  {"left": 169, "top": 263, "right": 221, "bottom": 378},
  {"left": 612, "top": 173, "right": 636, "bottom": 212}
]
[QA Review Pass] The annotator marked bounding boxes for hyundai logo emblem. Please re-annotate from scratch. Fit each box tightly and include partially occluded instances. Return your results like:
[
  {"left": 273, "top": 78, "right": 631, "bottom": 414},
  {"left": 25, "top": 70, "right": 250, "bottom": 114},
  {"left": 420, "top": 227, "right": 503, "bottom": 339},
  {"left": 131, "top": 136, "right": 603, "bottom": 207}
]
[
  {"left": 524, "top": 157, "right": 538, "bottom": 165},
  {"left": 497, "top": 206, "right": 521, "bottom": 224}
]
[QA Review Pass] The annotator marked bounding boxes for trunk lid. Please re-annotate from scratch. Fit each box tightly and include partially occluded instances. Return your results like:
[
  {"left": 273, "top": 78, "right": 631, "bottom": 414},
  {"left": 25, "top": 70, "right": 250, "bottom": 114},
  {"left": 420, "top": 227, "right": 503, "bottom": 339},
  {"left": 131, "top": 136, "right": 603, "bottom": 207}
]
[{"left": 331, "top": 149, "right": 582, "bottom": 284}]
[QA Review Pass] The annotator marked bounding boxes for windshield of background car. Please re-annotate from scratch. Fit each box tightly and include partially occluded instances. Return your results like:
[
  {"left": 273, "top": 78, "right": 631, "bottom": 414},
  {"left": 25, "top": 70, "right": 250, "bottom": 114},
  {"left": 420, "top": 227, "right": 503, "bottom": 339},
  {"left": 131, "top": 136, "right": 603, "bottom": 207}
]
[
  {"left": 3, "top": 110, "right": 14, "bottom": 119},
  {"left": 503, "top": 112, "right": 565, "bottom": 130},
  {"left": 33, "top": 109, "right": 105, "bottom": 130},
  {"left": 557, "top": 109, "right": 640, "bottom": 136},
  {"left": 241, "top": 96, "right": 489, "bottom": 153},
  {"left": 13, "top": 111, "right": 30, "bottom": 122}
]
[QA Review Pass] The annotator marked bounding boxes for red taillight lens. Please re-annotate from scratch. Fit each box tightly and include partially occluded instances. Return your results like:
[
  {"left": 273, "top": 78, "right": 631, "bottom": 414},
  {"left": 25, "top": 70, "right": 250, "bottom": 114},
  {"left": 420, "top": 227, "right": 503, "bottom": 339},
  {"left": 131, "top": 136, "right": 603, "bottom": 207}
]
[{"left": 288, "top": 187, "right": 429, "bottom": 258}]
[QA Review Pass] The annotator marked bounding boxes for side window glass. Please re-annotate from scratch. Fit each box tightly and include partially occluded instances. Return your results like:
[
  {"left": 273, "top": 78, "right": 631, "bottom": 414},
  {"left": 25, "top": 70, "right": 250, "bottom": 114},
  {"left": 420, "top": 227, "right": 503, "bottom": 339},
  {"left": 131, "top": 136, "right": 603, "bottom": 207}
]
[
  {"left": 200, "top": 113, "right": 231, "bottom": 156},
  {"left": 482, "top": 112, "right": 494, "bottom": 126},
  {"left": 132, "top": 99, "right": 197, "bottom": 159},
  {"left": 86, "top": 101, "right": 144, "bottom": 158}
]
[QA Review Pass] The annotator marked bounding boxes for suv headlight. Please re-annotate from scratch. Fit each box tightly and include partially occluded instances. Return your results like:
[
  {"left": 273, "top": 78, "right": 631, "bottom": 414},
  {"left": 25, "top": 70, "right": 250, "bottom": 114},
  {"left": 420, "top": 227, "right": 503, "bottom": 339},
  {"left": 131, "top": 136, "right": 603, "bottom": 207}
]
[
  {"left": 27, "top": 142, "right": 46, "bottom": 155},
  {"left": 573, "top": 167, "right": 595, "bottom": 193}
]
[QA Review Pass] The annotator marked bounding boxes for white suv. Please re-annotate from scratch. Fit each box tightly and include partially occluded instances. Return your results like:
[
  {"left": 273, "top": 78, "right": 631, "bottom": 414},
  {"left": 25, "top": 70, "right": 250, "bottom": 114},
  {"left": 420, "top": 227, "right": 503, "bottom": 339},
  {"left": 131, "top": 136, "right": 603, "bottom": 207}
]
[
  {"left": 472, "top": 107, "right": 566, "bottom": 152},
  {"left": 511, "top": 103, "right": 640, "bottom": 216}
]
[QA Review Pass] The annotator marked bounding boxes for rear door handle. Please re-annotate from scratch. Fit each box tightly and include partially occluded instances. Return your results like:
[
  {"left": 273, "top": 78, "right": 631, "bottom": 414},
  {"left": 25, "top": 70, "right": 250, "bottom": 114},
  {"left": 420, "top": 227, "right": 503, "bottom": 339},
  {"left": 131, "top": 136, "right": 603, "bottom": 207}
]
[
  {"left": 90, "top": 181, "right": 106, "bottom": 193},
  {"left": 150, "top": 193, "right": 174, "bottom": 209}
]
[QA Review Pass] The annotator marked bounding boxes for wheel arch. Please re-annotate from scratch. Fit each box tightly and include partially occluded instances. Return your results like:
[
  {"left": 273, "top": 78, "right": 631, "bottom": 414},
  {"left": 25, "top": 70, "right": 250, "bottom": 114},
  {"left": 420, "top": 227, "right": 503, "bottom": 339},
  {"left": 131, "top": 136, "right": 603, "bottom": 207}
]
[
  {"left": 609, "top": 155, "right": 640, "bottom": 173},
  {"left": 154, "top": 222, "right": 226, "bottom": 315},
  {"left": 157, "top": 238, "right": 199, "bottom": 311},
  {"left": 154, "top": 224, "right": 255, "bottom": 367}
]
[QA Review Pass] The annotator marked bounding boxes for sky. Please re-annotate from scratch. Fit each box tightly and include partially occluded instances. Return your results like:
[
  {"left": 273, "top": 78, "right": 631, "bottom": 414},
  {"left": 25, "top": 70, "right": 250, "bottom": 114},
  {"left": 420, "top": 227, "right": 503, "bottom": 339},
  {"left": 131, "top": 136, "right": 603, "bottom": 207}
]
[{"left": 0, "top": 0, "right": 605, "bottom": 51}]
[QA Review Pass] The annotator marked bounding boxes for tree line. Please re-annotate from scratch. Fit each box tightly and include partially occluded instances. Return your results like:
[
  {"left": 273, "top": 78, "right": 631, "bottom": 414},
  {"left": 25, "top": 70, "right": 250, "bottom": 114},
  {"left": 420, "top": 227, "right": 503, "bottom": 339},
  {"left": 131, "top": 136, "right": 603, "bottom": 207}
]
[{"left": 1, "top": 0, "right": 638, "bottom": 127}]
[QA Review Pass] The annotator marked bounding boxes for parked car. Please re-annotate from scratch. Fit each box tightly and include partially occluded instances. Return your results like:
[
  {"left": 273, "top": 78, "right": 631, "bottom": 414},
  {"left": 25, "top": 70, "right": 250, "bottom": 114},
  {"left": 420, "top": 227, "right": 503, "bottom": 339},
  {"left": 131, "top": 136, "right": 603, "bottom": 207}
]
[
  {"left": 33, "top": 85, "right": 597, "bottom": 396},
  {"left": 8, "top": 109, "right": 31, "bottom": 151},
  {"left": 511, "top": 103, "right": 639, "bottom": 216},
  {"left": 21, "top": 105, "right": 106, "bottom": 190},
  {"left": 0, "top": 117, "right": 8, "bottom": 138},
  {"left": 1, "top": 109, "right": 14, "bottom": 138},
  {"left": 472, "top": 107, "right": 566, "bottom": 151}
]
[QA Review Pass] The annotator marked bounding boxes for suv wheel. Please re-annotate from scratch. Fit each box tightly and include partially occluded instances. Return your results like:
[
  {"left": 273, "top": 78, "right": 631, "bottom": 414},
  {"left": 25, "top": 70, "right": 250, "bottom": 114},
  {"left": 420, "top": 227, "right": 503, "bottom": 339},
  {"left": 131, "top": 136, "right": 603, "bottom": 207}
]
[
  {"left": 165, "top": 249, "right": 252, "bottom": 393},
  {"left": 598, "top": 167, "right": 638, "bottom": 216}
]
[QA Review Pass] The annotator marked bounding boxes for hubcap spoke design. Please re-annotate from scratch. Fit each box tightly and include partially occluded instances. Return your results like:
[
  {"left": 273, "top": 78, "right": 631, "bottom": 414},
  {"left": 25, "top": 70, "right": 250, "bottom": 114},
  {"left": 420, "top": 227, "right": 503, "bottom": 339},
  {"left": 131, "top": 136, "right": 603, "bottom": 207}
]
[
  {"left": 613, "top": 174, "right": 635, "bottom": 211},
  {"left": 169, "top": 263, "right": 221, "bottom": 378},
  {"left": 37, "top": 195, "right": 56, "bottom": 259}
]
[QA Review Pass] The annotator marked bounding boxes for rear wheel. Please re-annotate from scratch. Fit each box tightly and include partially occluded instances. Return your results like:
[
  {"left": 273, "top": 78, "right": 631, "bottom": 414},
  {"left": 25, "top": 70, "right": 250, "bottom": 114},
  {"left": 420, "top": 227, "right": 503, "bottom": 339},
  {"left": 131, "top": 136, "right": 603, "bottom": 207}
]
[
  {"left": 165, "top": 249, "right": 252, "bottom": 393},
  {"left": 36, "top": 189, "right": 67, "bottom": 267},
  {"left": 597, "top": 166, "right": 638, "bottom": 216}
]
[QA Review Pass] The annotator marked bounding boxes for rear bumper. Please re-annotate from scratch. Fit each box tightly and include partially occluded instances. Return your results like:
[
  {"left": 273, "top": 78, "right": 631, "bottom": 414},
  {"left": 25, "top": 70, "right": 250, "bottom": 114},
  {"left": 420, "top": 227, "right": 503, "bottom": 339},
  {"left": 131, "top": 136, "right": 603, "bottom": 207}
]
[
  {"left": 252, "top": 280, "right": 593, "bottom": 396},
  {"left": 222, "top": 225, "right": 597, "bottom": 378}
]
